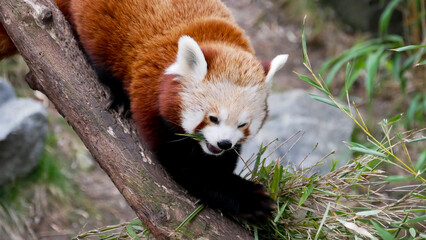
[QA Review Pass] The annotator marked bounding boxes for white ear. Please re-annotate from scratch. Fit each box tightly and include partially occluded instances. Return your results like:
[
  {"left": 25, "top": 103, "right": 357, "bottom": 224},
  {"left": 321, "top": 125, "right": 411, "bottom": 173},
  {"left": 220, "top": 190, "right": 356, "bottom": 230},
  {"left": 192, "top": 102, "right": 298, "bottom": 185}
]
[
  {"left": 165, "top": 36, "right": 207, "bottom": 82},
  {"left": 265, "top": 54, "right": 288, "bottom": 84}
]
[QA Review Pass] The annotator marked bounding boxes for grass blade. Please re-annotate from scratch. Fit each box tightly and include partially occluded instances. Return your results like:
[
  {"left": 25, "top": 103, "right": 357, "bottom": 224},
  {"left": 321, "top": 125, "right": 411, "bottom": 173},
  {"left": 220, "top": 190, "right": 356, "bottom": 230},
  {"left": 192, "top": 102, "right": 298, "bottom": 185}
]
[
  {"left": 274, "top": 200, "right": 288, "bottom": 223},
  {"left": 371, "top": 221, "right": 396, "bottom": 240},
  {"left": 314, "top": 202, "right": 330, "bottom": 240},
  {"left": 298, "top": 183, "right": 314, "bottom": 208},
  {"left": 175, "top": 204, "right": 205, "bottom": 231},
  {"left": 270, "top": 165, "right": 283, "bottom": 200},
  {"left": 405, "top": 215, "right": 426, "bottom": 224}
]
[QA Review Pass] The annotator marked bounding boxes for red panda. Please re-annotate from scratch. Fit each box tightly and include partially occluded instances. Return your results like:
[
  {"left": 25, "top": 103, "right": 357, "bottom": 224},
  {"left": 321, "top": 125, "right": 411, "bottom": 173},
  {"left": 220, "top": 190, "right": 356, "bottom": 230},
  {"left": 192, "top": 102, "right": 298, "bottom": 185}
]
[{"left": 0, "top": 0, "right": 288, "bottom": 223}]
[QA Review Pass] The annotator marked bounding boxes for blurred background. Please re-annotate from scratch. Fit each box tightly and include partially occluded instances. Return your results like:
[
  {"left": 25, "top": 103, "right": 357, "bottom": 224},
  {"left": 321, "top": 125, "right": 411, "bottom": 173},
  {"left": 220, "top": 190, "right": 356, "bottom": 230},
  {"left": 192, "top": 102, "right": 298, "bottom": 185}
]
[{"left": 0, "top": 0, "right": 424, "bottom": 239}]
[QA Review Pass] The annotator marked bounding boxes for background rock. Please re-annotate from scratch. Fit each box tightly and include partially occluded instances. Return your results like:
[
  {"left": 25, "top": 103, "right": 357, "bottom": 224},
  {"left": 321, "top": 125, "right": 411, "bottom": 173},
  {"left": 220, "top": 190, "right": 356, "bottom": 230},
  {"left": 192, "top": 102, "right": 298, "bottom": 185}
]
[
  {"left": 321, "top": 0, "right": 403, "bottom": 35},
  {"left": 237, "top": 89, "right": 354, "bottom": 176},
  {"left": 0, "top": 77, "right": 15, "bottom": 106},
  {"left": 0, "top": 78, "right": 47, "bottom": 185}
]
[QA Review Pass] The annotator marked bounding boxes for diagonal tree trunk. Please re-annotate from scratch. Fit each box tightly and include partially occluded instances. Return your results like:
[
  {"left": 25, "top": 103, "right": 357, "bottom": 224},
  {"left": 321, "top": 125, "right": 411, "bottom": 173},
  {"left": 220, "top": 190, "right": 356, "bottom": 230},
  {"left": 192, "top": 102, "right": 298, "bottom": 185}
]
[{"left": 0, "top": 0, "right": 253, "bottom": 239}]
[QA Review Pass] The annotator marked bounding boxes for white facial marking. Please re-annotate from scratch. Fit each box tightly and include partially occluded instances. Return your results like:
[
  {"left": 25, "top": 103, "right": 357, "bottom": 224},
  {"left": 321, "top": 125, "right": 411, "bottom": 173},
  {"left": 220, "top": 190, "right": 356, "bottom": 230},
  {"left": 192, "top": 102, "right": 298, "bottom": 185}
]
[
  {"left": 165, "top": 36, "right": 207, "bottom": 82},
  {"left": 219, "top": 108, "right": 229, "bottom": 122},
  {"left": 265, "top": 54, "right": 288, "bottom": 85},
  {"left": 238, "top": 111, "right": 249, "bottom": 125},
  {"left": 181, "top": 109, "right": 204, "bottom": 133},
  {"left": 202, "top": 124, "right": 244, "bottom": 148}
]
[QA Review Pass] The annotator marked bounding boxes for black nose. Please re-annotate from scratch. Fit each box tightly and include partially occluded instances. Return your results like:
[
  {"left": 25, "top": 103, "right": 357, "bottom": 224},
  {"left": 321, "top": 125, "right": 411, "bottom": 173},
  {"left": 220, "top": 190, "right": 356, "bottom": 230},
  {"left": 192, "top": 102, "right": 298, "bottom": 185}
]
[{"left": 217, "top": 140, "right": 232, "bottom": 150}]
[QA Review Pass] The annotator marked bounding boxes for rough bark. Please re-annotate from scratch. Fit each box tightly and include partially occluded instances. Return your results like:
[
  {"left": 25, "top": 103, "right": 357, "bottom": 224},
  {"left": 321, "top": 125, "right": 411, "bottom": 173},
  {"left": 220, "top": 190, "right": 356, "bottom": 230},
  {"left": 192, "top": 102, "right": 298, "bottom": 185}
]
[{"left": 0, "top": 0, "right": 253, "bottom": 239}]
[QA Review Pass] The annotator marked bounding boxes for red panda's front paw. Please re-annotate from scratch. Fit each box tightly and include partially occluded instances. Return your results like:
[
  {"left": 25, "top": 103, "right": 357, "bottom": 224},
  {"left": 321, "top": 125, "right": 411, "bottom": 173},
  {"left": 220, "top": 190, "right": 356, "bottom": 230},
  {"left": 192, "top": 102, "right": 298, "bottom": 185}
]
[{"left": 237, "top": 183, "right": 276, "bottom": 224}]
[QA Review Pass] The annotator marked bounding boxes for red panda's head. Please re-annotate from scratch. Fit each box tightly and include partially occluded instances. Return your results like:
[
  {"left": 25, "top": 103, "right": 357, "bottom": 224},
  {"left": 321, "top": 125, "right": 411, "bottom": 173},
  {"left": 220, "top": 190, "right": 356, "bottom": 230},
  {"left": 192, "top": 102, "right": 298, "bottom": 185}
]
[{"left": 164, "top": 36, "right": 287, "bottom": 155}]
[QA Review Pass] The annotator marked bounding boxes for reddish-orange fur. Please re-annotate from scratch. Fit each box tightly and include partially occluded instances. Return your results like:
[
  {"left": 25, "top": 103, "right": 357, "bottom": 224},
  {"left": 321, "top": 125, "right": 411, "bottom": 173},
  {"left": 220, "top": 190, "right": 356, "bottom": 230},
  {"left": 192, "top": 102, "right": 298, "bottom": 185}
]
[
  {"left": 0, "top": 0, "right": 279, "bottom": 222},
  {"left": 65, "top": 0, "right": 258, "bottom": 151},
  {"left": 0, "top": 0, "right": 257, "bottom": 151}
]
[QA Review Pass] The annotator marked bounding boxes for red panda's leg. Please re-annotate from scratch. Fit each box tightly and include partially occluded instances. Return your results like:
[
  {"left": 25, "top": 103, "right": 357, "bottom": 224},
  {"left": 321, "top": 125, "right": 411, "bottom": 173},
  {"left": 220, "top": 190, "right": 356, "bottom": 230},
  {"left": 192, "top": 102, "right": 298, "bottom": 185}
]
[
  {"left": 92, "top": 65, "right": 131, "bottom": 115},
  {"left": 177, "top": 169, "right": 275, "bottom": 224},
  {"left": 156, "top": 129, "right": 275, "bottom": 223},
  {"left": 0, "top": 24, "right": 18, "bottom": 60}
]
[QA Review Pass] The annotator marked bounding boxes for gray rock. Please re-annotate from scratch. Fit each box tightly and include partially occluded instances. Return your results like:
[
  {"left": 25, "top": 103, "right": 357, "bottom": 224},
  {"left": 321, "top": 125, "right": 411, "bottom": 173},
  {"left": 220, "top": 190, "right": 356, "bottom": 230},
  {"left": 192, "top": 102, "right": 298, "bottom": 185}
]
[
  {"left": 0, "top": 77, "right": 16, "bottom": 106},
  {"left": 321, "top": 0, "right": 403, "bottom": 35},
  {"left": 0, "top": 98, "right": 47, "bottom": 185},
  {"left": 237, "top": 89, "right": 354, "bottom": 176}
]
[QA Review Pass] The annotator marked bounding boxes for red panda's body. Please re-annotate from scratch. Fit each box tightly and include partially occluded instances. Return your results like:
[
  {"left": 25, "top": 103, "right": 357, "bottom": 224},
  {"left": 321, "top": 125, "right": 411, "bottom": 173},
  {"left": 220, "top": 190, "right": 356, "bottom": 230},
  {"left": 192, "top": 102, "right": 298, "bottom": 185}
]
[{"left": 0, "top": 0, "right": 288, "bottom": 223}]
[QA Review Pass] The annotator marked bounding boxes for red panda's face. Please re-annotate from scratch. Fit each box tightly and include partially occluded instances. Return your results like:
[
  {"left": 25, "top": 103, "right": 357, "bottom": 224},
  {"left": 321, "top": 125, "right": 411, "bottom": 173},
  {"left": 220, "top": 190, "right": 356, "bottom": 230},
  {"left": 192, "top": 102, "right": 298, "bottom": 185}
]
[
  {"left": 165, "top": 36, "right": 288, "bottom": 155},
  {"left": 179, "top": 81, "right": 269, "bottom": 155}
]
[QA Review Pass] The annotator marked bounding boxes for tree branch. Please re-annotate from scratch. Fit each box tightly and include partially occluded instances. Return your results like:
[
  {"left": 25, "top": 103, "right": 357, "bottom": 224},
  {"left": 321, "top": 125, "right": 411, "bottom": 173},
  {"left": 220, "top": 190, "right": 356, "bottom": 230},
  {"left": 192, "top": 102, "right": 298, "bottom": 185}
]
[{"left": 0, "top": 0, "right": 252, "bottom": 239}]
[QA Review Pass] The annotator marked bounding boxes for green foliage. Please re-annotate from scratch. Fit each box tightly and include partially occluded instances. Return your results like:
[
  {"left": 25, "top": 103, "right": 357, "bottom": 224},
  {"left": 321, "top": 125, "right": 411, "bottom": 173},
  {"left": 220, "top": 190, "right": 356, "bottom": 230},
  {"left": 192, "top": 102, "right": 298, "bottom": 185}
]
[
  {"left": 72, "top": 219, "right": 150, "bottom": 240},
  {"left": 176, "top": 133, "right": 205, "bottom": 141},
  {"left": 318, "top": 0, "right": 426, "bottom": 128}
]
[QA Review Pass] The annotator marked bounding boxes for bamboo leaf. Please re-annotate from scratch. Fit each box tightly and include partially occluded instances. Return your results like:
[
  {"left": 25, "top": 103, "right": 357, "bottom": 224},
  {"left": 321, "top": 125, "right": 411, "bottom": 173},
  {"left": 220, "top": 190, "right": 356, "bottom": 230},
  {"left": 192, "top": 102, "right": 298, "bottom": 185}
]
[
  {"left": 415, "top": 151, "right": 426, "bottom": 171},
  {"left": 298, "top": 184, "right": 314, "bottom": 208},
  {"left": 410, "top": 193, "right": 426, "bottom": 200},
  {"left": 379, "top": 0, "right": 402, "bottom": 36},
  {"left": 383, "top": 176, "right": 417, "bottom": 182},
  {"left": 302, "top": 16, "right": 308, "bottom": 65},
  {"left": 252, "top": 143, "right": 267, "bottom": 179},
  {"left": 348, "top": 146, "right": 387, "bottom": 158},
  {"left": 416, "top": 59, "right": 426, "bottom": 66},
  {"left": 270, "top": 165, "right": 283, "bottom": 200},
  {"left": 126, "top": 225, "right": 141, "bottom": 240},
  {"left": 324, "top": 44, "right": 382, "bottom": 86},
  {"left": 308, "top": 93, "right": 350, "bottom": 112},
  {"left": 409, "top": 228, "right": 416, "bottom": 238},
  {"left": 408, "top": 136, "right": 426, "bottom": 143},
  {"left": 405, "top": 215, "right": 426, "bottom": 224},
  {"left": 274, "top": 201, "right": 288, "bottom": 222},
  {"left": 387, "top": 113, "right": 403, "bottom": 125},
  {"left": 356, "top": 209, "right": 382, "bottom": 216},
  {"left": 391, "top": 45, "right": 426, "bottom": 52},
  {"left": 176, "top": 133, "right": 205, "bottom": 141},
  {"left": 338, "top": 219, "right": 377, "bottom": 240},
  {"left": 254, "top": 227, "right": 259, "bottom": 240},
  {"left": 344, "top": 62, "right": 354, "bottom": 93},
  {"left": 296, "top": 72, "right": 328, "bottom": 95},
  {"left": 365, "top": 47, "right": 385, "bottom": 100},
  {"left": 371, "top": 221, "right": 396, "bottom": 240}
]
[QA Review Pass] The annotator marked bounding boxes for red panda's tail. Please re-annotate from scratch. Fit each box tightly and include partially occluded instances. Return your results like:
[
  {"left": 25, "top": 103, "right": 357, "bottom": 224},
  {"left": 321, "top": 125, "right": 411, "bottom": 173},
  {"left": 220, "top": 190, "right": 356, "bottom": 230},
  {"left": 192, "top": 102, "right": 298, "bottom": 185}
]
[{"left": 0, "top": 0, "right": 72, "bottom": 60}]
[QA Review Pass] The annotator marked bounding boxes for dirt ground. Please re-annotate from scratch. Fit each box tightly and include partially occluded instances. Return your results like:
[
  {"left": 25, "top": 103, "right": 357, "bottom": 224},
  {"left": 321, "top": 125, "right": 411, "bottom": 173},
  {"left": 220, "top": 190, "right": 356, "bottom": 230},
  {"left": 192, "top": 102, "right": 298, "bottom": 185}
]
[{"left": 6, "top": 0, "right": 367, "bottom": 239}]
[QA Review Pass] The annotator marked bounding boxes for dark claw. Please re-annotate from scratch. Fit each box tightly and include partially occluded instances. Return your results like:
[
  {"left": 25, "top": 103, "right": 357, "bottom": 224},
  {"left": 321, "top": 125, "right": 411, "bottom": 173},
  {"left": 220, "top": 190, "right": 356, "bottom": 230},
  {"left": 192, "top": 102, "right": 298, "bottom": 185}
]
[
  {"left": 107, "top": 96, "right": 131, "bottom": 117},
  {"left": 236, "top": 183, "right": 276, "bottom": 224}
]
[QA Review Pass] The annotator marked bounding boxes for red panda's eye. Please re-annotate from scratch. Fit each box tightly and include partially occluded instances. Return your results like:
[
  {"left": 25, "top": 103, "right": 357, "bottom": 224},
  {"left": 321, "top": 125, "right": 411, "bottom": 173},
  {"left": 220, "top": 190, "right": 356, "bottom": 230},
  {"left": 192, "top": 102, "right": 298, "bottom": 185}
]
[
  {"left": 209, "top": 116, "right": 219, "bottom": 124},
  {"left": 238, "top": 123, "right": 247, "bottom": 128}
]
